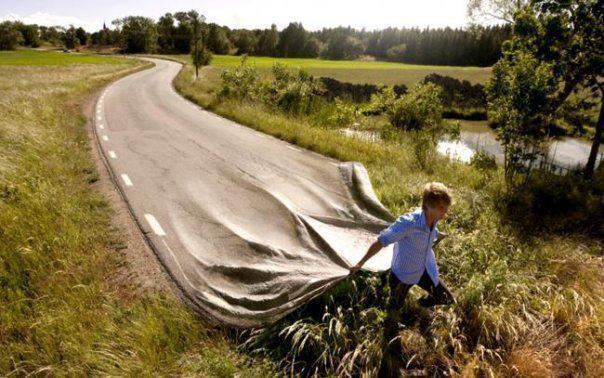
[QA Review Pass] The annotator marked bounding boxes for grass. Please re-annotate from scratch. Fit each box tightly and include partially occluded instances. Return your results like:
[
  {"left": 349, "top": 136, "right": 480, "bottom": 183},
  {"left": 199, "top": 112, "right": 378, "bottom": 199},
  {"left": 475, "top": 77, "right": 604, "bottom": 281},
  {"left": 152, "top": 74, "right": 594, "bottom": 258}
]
[
  {"left": 171, "top": 54, "right": 491, "bottom": 86},
  {"left": 172, "top": 58, "right": 604, "bottom": 376},
  {"left": 0, "top": 50, "right": 275, "bottom": 376},
  {"left": 0, "top": 49, "right": 126, "bottom": 65}
]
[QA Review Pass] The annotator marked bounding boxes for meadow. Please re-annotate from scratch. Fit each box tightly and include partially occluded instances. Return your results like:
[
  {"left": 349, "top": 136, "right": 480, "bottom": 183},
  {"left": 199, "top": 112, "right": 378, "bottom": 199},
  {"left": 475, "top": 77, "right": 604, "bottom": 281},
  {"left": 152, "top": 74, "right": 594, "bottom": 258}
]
[
  {"left": 0, "top": 49, "right": 126, "bottom": 65},
  {"left": 174, "top": 53, "right": 491, "bottom": 86},
  {"left": 171, "top": 56, "right": 603, "bottom": 376},
  {"left": 0, "top": 50, "right": 275, "bottom": 376}
]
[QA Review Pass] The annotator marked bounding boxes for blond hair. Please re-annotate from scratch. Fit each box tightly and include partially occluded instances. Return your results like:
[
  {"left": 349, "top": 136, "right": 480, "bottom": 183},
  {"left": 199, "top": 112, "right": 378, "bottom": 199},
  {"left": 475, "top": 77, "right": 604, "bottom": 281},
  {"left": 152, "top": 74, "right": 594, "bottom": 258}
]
[{"left": 422, "top": 182, "right": 452, "bottom": 209}]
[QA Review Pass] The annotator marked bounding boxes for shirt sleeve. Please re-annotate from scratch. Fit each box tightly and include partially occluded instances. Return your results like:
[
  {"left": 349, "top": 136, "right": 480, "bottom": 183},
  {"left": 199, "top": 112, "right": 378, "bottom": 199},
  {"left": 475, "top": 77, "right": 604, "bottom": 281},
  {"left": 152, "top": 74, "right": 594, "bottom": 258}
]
[{"left": 377, "top": 214, "right": 414, "bottom": 247}]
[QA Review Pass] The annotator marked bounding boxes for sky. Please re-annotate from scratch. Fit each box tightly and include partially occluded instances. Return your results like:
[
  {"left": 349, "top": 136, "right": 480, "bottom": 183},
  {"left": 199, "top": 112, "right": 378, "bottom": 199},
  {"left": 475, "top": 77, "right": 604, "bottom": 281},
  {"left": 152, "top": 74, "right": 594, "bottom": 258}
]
[{"left": 0, "top": 0, "right": 478, "bottom": 32}]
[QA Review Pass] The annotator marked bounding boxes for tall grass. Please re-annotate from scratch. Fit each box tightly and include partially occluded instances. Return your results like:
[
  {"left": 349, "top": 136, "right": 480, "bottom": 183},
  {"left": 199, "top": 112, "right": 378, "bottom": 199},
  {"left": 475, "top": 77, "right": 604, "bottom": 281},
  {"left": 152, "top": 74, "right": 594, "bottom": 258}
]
[
  {"left": 0, "top": 52, "right": 275, "bottom": 376},
  {"left": 173, "top": 58, "right": 603, "bottom": 376}
]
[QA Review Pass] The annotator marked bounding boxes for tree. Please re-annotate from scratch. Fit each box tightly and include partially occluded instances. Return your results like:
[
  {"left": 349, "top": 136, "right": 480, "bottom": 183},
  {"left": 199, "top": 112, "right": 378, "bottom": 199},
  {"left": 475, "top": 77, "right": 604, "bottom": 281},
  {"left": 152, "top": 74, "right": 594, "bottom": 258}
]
[
  {"left": 191, "top": 47, "right": 212, "bottom": 79},
  {"left": 173, "top": 12, "right": 193, "bottom": 53},
  {"left": 157, "top": 13, "right": 176, "bottom": 53},
  {"left": 321, "top": 28, "right": 364, "bottom": 60},
  {"left": 255, "top": 24, "right": 278, "bottom": 56},
  {"left": 18, "top": 23, "right": 40, "bottom": 47},
  {"left": 467, "top": 0, "right": 529, "bottom": 23},
  {"left": 0, "top": 21, "right": 23, "bottom": 50},
  {"left": 75, "top": 27, "right": 88, "bottom": 46},
  {"left": 39, "top": 26, "right": 62, "bottom": 45},
  {"left": 302, "top": 36, "right": 320, "bottom": 58},
  {"left": 501, "top": 1, "right": 603, "bottom": 178},
  {"left": 117, "top": 16, "right": 157, "bottom": 53},
  {"left": 188, "top": 10, "right": 211, "bottom": 79},
  {"left": 233, "top": 29, "right": 257, "bottom": 55},
  {"left": 206, "top": 23, "right": 230, "bottom": 54},
  {"left": 276, "top": 22, "right": 317, "bottom": 58},
  {"left": 62, "top": 26, "right": 80, "bottom": 49},
  {"left": 486, "top": 49, "right": 556, "bottom": 185},
  {"left": 385, "top": 44, "right": 406, "bottom": 61}
]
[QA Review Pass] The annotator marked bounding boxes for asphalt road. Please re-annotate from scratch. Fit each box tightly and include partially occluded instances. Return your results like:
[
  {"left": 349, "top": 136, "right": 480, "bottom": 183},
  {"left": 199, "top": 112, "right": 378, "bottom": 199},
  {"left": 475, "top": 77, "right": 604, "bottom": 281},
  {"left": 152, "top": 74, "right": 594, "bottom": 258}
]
[{"left": 94, "top": 58, "right": 395, "bottom": 327}]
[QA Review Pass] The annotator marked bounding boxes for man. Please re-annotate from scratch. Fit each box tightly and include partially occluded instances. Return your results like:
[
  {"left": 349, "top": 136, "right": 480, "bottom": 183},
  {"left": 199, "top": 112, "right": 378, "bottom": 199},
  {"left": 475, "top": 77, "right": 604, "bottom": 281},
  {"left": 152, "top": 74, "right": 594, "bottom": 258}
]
[{"left": 349, "top": 182, "right": 456, "bottom": 374}]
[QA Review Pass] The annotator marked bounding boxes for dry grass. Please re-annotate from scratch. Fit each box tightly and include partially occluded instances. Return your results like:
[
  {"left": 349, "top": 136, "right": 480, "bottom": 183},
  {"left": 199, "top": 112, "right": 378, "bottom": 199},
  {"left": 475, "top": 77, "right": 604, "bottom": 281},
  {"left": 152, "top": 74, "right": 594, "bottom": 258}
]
[{"left": 0, "top": 51, "right": 276, "bottom": 376}]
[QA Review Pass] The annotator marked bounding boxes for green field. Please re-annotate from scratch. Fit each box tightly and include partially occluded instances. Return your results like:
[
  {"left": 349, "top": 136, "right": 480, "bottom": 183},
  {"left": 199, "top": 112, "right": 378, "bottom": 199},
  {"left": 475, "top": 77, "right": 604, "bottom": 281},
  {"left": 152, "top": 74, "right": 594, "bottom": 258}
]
[
  {"left": 0, "top": 49, "right": 125, "bottom": 65},
  {"left": 174, "top": 54, "right": 491, "bottom": 86}
]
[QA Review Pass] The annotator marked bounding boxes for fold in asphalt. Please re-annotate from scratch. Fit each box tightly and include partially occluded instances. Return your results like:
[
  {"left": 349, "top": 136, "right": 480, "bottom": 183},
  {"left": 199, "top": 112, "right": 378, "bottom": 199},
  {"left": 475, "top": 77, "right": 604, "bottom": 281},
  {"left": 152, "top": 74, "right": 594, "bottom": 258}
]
[{"left": 94, "top": 58, "right": 395, "bottom": 327}]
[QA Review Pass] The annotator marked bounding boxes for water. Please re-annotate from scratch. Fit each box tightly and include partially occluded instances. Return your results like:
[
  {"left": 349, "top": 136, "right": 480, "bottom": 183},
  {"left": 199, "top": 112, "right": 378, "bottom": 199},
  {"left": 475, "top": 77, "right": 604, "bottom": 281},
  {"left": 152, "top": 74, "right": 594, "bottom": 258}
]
[
  {"left": 438, "top": 120, "right": 602, "bottom": 171},
  {"left": 341, "top": 120, "right": 602, "bottom": 171}
]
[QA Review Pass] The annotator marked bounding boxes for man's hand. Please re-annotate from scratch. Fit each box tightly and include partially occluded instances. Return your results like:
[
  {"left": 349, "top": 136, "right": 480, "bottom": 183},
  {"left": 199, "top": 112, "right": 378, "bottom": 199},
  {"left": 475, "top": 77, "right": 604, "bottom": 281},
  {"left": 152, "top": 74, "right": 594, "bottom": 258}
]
[
  {"left": 350, "top": 240, "right": 383, "bottom": 275},
  {"left": 349, "top": 263, "right": 362, "bottom": 275}
]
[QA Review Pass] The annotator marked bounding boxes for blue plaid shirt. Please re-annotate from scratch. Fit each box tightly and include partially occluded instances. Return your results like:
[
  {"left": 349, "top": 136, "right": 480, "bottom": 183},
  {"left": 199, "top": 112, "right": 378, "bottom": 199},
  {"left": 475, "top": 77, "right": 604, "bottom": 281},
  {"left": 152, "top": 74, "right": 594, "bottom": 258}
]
[{"left": 377, "top": 208, "right": 441, "bottom": 286}]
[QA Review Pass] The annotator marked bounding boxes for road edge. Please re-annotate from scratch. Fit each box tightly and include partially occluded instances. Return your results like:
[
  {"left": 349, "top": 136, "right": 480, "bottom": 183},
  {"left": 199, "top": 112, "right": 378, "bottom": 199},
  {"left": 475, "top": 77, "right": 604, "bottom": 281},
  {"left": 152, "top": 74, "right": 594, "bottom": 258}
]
[{"left": 84, "top": 59, "right": 225, "bottom": 328}]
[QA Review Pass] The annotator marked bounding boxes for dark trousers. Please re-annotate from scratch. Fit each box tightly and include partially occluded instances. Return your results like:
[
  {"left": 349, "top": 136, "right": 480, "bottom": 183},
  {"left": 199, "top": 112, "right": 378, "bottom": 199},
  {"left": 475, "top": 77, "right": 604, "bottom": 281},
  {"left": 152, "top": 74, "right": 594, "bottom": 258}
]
[
  {"left": 380, "top": 270, "right": 454, "bottom": 376},
  {"left": 387, "top": 269, "right": 453, "bottom": 312}
]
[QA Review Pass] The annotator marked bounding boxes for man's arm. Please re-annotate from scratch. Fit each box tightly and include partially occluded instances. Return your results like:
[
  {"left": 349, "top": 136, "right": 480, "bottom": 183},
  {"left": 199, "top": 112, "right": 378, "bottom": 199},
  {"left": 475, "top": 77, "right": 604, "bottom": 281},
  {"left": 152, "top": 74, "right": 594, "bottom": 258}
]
[
  {"left": 349, "top": 239, "right": 384, "bottom": 274},
  {"left": 349, "top": 213, "right": 413, "bottom": 275}
]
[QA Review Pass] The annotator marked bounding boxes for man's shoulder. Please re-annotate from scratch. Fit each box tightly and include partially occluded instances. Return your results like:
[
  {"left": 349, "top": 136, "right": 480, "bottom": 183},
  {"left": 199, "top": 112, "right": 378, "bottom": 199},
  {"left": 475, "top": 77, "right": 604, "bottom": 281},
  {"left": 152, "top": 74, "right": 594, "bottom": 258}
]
[{"left": 395, "top": 209, "right": 421, "bottom": 224}]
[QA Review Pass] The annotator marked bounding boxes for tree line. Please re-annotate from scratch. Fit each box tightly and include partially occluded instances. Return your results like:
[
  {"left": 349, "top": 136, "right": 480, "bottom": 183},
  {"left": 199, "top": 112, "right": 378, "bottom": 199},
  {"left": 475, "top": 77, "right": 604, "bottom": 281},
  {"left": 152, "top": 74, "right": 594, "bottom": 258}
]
[{"left": 0, "top": 13, "right": 510, "bottom": 67}]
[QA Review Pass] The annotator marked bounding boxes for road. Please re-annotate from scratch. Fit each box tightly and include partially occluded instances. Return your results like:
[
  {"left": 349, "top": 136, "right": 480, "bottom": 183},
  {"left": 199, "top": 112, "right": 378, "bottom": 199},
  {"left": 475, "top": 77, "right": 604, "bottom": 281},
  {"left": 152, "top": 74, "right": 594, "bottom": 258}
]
[{"left": 94, "top": 58, "right": 395, "bottom": 327}]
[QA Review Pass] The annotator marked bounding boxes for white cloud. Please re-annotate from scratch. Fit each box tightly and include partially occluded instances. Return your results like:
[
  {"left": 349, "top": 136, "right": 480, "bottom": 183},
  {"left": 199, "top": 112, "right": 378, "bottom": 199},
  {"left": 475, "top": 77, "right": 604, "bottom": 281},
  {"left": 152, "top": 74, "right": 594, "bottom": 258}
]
[{"left": 0, "top": 12, "right": 101, "bottom": 32}]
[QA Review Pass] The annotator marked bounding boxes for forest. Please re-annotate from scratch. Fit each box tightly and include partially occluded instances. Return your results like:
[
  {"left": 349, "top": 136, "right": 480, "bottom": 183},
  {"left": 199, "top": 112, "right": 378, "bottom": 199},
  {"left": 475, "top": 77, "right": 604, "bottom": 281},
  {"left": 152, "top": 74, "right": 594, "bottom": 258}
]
[{"left": 0, "top": 16, "right": 510, "bottom": 66}]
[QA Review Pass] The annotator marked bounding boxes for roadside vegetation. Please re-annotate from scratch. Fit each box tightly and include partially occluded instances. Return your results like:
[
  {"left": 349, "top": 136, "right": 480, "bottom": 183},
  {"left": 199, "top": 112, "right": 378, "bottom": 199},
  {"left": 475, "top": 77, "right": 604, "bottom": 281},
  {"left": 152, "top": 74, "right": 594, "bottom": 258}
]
[
  {"left": 0, "top": 50, "right": 275, "bottom": 376},
  {"left": 171, "top": 14, "right": 603, "bottom": 375}
]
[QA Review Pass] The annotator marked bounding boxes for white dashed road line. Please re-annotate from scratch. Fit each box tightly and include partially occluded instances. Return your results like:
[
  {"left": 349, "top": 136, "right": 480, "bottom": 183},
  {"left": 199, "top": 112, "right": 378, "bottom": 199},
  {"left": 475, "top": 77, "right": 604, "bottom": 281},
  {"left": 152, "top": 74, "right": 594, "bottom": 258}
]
[
  {"left": 121, "top": 173, "right": 133, "bottom": 186},
  {"left": 145, "top": 214, "right": 166, "bottom": 236},
  {"left": 102, "top": 135, "right": 109, "bottom": 141},
  {"left": 108, "top": 150, "right": 117, "bottom": 159},
  {"left": 98, "top": 124, "right": 104, "bottom": 130}
]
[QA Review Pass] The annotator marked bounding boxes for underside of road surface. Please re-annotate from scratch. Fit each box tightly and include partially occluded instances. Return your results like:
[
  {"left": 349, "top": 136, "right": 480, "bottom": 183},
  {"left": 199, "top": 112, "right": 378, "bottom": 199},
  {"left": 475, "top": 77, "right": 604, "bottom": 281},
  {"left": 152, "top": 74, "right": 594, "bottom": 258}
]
[{"left": 93, "top": 58, "right": 396, "bottom": 327}]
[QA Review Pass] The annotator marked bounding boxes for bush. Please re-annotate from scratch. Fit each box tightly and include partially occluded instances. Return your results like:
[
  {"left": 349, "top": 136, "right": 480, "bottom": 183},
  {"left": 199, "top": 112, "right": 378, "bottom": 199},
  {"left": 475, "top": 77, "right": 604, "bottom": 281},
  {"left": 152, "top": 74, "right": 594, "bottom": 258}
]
[
  {"left": 423, "top": 73, "right": 486, "bottom": 111},
  {"left": 219, "top": 55, "right": 263, "bottom": 100},
  {"left": 470, "top": 151, "right": 498, "bottom": 172},
  {"left": 327, "top": 99, "right": 359, "bottom": 127},
  {"left": 267, "top": 64, "right": 325, "bottom": 115},
  {"left": 320, "top": 77, "right": 377, "bottom": 103},
  {"left": 384, "top": 82, "right": 443, "bottom": 131}
]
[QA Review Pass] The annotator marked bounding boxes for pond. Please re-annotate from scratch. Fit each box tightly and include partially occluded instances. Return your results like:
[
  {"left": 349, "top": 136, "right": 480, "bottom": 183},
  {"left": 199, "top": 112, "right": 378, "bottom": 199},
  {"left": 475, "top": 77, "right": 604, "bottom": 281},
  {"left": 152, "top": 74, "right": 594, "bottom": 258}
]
[
  {"left": 341, "top": 120, "right": 602, "bottom": 172},
  {"left": 438, "top": 120, "right": 602, "bottom": 172}
]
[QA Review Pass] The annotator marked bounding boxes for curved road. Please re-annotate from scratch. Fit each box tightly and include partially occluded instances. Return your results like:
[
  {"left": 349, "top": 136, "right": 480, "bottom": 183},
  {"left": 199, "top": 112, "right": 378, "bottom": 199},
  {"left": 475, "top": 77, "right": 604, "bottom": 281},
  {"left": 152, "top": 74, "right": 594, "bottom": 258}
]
[{"left": 94, "top": 58, "right": 395, "bottom": 327}]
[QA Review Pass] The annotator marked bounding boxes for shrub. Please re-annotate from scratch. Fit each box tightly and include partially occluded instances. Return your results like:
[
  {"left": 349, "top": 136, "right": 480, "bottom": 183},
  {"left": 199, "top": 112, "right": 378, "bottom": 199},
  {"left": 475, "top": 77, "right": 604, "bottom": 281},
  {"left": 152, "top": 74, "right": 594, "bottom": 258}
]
[
  {"left": 385, "top": 82, "right": 444, "bottom": 132},
  {"left": 327, "top": 99, "right": 359, "bottom": 127},
  {"left": 266, "top": 63, "right": 325, "bottom": 115},
  {"left": 470, "top": 151, "right": 498, "bottom": 172},
  {"left": 423, "top": 73, "right": 486, "bottom": 110},
  {"left": 219, "top": 55, "right": 263, "bottom": 100}
]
